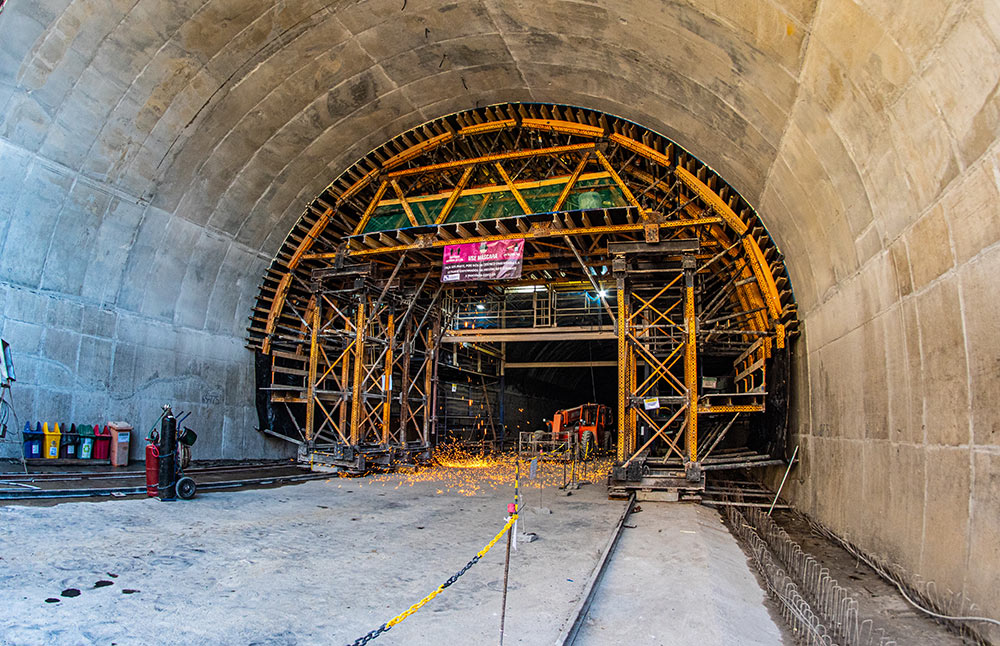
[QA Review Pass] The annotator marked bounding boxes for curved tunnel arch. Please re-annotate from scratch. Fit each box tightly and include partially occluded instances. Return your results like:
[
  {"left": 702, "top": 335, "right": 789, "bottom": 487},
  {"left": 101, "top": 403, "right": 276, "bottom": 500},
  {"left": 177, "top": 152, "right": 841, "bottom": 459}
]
[
  {"left": 249, "top": 103, "right": 797, "bottom": 354},
  {"left": 251, "top": 104, "right": 794, "bottom": 332},
  {"left": 249, "top": 103, "right": 799, "bottom": 485},
  {"left": 0, "top": 0, "right": 998, "bottom": 635}
]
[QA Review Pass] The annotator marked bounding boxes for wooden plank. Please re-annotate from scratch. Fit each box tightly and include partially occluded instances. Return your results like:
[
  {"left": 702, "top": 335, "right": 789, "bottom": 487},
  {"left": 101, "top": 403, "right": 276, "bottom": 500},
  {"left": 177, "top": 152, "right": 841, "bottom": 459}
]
[
  {"left": 735, "top": 357, "right": 766, "bottom": 383},
  {"left": 735, "top": 337, "right": 765, "bottom": 365},
  {"left": 442, "top": 326, "right": 615, "bottom": 343},
  {"left": 608, "top": 238, "right": 700, "bottom": 255},
  {"left": 504, "top": 360, "right": 617, "bottom": 368},
  {"left": 391, "top": 180, "right": 419, "bottom": 227}
]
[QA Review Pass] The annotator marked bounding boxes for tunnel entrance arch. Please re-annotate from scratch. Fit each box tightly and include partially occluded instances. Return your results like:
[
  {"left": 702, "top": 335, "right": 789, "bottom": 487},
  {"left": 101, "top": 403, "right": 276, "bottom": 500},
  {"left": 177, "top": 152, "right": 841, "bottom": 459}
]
[{"left": 248, "top": 103, "right": 798, "bottom": 492}]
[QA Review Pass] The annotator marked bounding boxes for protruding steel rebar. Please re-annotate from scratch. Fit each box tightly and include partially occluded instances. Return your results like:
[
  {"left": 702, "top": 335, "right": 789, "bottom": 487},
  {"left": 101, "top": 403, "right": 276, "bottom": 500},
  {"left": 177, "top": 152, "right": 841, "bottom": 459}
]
[{"left": 726, "top": 503, "right": 896, "bottom": 646}]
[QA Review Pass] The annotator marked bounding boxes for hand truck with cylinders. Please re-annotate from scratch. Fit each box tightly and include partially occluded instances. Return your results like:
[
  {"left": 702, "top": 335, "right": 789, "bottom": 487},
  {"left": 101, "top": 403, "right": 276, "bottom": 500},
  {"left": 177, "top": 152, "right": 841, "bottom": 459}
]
[{"left": 145, "top": 404, "right": 198, "bottom": 500}]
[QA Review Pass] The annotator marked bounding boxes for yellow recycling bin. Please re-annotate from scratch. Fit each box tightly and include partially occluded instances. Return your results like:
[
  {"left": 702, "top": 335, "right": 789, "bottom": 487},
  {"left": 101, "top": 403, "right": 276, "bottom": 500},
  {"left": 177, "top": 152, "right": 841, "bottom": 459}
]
[{"left": 43, "top": 422, "right": 61, "bottom": 459}]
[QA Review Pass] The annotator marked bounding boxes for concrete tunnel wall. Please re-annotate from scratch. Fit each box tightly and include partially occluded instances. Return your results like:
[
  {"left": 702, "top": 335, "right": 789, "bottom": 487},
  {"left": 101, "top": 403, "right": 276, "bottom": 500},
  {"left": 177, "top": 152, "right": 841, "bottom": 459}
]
[{"left": 0, "top": 0, "right": 998, "bottom": 635}]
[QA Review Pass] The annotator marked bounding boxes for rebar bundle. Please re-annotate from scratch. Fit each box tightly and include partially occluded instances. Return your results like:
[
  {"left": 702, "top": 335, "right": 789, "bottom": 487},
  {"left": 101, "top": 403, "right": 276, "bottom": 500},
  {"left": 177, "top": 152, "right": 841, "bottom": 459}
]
[{"left": 726, "top": 505, "right": 896, "bottom": 646}]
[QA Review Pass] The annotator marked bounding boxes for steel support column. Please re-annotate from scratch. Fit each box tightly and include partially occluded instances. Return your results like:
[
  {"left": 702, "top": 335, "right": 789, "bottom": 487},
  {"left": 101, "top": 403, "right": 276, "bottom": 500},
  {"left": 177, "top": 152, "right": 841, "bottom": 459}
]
[
  {"left": 350, "top": 301, "right": 366, "bottom": 445},
  {"left": 627, "top": 341, "right": 636, "bottom": 459},
  {"left": 425, "top": 323, "right": 437, "bottom": 445},
  {"left": 398, "top": 318, "right": 412, "bottom": 444},
  {"left": 683, "top": 255, "right": 698, "bottom": 463},
  {"left": 305, "top": 299, "right": 320, "bottom": 444},
  {"left": 381, "top": 312, "right": 394, "bottom": 445},
  {"left": 616, "top": 266, "right": 628, "bottom": 461},
  {"left": 339, "top": 315, "right": 352, "bottom": 436}
]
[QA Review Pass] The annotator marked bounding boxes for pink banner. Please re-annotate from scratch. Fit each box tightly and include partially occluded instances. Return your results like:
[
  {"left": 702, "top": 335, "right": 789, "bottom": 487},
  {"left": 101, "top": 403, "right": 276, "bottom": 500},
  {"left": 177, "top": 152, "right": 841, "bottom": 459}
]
[{"left": 441, "top": 239, "right": 524, "bottom": 282}]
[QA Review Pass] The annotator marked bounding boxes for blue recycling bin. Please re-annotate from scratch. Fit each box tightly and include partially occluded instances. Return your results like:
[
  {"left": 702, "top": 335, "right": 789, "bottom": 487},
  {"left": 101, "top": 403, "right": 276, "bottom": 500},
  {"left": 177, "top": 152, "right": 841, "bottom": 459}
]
[{"left": 22, "top": 421, "right": 42, "bottom": 459}]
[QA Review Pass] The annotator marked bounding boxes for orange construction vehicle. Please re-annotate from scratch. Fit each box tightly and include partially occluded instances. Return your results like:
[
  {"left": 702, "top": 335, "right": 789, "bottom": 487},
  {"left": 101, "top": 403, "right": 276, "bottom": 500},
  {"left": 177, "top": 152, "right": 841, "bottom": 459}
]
[{"left": 546, "top": 403, "right": 614, "bottom": 457}]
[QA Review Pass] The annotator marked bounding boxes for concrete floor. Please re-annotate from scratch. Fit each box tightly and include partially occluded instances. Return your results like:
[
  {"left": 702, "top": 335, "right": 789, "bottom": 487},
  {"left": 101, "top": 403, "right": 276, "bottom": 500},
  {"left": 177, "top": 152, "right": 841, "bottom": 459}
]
[
  {"left": 0, "top": 463, "right": 781, "bottom": 645},
  {"left": 577, "top": 504, "right": 784, "bottom": 645}
]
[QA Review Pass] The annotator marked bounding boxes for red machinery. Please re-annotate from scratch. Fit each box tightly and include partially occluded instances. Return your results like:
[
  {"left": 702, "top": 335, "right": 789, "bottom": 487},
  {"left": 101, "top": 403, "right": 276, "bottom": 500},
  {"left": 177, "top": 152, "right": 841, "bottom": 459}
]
[{"left": 546, "top": 403, "right": 613, "bottom": 456}]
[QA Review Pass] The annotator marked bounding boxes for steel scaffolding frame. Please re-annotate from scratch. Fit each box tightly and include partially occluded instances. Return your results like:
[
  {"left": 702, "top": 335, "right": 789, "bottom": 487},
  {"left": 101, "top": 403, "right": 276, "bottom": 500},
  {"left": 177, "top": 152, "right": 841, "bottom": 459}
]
[
  {"left": 607, "top": 244, "right": 786, "bottom": 497},
  {"left": 249, "top": 103, "right": 797, "bottom": 481},
  {"left": 266, "top": 268, "right": 440, "bottom": 472}
]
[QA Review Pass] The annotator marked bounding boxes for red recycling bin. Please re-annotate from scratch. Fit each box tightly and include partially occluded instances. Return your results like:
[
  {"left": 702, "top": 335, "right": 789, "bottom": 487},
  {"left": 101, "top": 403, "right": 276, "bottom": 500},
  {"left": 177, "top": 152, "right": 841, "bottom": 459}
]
[{"left": 93, "top": 425, "right": 111, "bottom": 461}]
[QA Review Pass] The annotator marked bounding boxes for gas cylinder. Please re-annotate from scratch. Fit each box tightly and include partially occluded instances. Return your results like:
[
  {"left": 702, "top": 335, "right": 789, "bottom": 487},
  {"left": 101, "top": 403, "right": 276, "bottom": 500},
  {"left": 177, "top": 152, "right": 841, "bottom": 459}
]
[
  {"left": 145, "top": 444, "right": 159, "bottom": 497},
  {"left": 158, "top": 411, "right": 177, "bottom": 501}
]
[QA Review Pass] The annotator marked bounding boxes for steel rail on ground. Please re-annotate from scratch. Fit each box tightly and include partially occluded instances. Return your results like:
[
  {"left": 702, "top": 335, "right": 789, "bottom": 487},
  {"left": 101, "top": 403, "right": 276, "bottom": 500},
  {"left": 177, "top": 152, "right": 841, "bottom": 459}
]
[{"left": 554, "top": 492, "right": 636, "bottom": 646}]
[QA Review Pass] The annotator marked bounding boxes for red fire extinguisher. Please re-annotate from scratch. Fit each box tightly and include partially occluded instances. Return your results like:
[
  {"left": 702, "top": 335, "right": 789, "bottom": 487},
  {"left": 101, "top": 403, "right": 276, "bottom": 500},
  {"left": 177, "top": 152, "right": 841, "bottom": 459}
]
[{"left": 145, "top": 443, "right": 159, "bottom": 497}]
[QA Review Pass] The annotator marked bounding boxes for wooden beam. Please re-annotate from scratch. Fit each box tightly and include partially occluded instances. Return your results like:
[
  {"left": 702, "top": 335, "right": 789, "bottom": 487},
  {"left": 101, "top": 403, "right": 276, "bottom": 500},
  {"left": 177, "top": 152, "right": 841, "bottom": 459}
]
[
  {"left": 382, "top": 132, "right": 454, "bottom": 170},
  {"left": 552, "top": 153, "right": 591, "bottom": 212},
  {"left": 595, "top": 150, "right": 643, "bottom": 211},
  {"left": 504, "top": 361, "right": 617, "bottom": 368},
  {"left": 380, "top": 171, "right": 611, "bottom": 207},
  {"left": 351, "top": 180, "right": 389, "bottom": 235},
  {"left": 435, "top": 166, "right": 475, "bottom": 224},
  {"left": 521, "top": 118, "right": 604, "bottom": 138},
  {"left": 387, "top": 143, "right": 595, "bottom": 179},
  {"left": 325, "top": 215, "right": 723, "bottom": 259},
  {"left": 458, "top": 119, "right": 516, "bottom": 136},
  {"left": 494, "top": 162, "right": 531, "bottom": 215},
  {"left": 674, "top": 167, "right": 781, "bottom": 320},
  {"left": 391, "top": 179, "right": 419, "bottom": 227},
  {"left": 262, "top": 273, "right": 293, "bottom": 354},
  {"left": 609, "top": 133, "right": 672, "bottom": 167}
]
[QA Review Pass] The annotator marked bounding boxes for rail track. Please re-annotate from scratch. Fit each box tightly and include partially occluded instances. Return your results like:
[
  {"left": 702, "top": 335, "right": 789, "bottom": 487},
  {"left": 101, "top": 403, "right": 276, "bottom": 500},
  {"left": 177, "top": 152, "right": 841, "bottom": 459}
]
[{"left": 0, "top": 461, "right": 328, "bottom": 501}]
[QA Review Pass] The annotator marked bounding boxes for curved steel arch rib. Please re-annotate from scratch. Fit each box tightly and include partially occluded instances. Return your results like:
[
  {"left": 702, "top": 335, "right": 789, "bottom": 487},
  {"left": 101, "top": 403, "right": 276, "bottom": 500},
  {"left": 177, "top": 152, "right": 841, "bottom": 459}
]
[{"left": 249, "top": 103, "right": 796, "bottom": 352}]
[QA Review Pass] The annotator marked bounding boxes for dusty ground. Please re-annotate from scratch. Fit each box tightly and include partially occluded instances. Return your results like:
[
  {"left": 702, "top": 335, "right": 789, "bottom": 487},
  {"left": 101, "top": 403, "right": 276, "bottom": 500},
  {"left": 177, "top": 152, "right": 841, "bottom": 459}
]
[
  {"left": 0, "top": 457, "right": 783, "bottom": 645},
  {"left": 577, "top": 504, "right": 785, "bottom": 645}
]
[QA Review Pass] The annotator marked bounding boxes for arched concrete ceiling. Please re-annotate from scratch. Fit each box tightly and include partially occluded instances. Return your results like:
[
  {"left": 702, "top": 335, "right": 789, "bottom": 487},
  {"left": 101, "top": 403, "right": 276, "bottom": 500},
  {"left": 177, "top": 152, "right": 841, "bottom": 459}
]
[
  {"left": 1, "top": 0, "right": 819, "bottom": 336},
  {"left": 2, "top": 0, "right": 1000, "bottom": 636},
  {"left": 2, "top": 1, "right": 991, "bottom": 324}
]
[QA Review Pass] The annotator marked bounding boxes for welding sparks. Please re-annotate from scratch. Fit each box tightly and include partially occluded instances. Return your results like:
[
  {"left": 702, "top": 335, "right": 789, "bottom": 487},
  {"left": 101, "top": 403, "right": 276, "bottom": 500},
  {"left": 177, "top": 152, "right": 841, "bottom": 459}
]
[
  {"left": 434, "top": 446, "right": 500, "bottom": 469},
  {"left": 351, "top": 445, "right": 616, "bottom": 497}
]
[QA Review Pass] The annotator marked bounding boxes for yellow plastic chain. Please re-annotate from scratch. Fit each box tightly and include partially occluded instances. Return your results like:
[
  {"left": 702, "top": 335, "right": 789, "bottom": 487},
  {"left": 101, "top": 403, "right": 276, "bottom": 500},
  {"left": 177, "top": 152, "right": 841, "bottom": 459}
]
[{"left": 383, "top": 513, "right": 518, "bottom": 629}]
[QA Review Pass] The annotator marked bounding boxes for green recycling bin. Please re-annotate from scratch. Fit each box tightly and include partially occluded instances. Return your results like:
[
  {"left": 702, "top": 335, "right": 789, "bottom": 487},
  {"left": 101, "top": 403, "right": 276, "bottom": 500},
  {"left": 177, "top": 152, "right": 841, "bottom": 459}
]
[{"left": 78, "top": 423, "right": 95, "bottom": 459}]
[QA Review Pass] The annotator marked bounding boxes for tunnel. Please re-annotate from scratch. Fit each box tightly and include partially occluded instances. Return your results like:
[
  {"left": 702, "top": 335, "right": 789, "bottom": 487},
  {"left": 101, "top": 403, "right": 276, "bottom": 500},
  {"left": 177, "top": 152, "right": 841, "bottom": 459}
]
[{"left": 0, "top": 0, "right": 998, "bottom": 644}]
